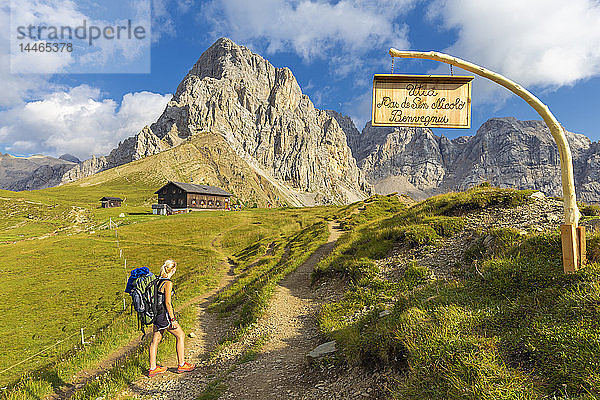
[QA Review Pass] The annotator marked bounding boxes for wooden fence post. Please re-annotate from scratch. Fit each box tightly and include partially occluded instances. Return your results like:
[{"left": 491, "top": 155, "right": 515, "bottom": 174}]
[{"left": 577, "top": 226, "right": 586, "bottom": 267}]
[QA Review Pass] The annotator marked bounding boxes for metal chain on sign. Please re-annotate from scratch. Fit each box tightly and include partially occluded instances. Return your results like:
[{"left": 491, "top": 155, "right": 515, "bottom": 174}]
[
  {"left": 391, "top": 56, "right": 394, "bottom": 74},
  {"left": 450, "top": 64, "right": 454, "bottom": 76}
]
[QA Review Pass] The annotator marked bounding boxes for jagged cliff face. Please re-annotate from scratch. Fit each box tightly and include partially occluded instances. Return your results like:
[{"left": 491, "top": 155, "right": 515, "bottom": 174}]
[
  {"left": 61, "top": 38, "right": 369, "bottom": 205},
  {"left": 442, "top": 118, "right": 591, "bottom": 196},
  {"left": 143, "top": 38, "right": 368, "bottom": 204},
  {"left": 346, "top": 117, "right": 599, "bottom": 202},
  {"left": 352, "top": 122, "right": 447, "bottom": 198}
]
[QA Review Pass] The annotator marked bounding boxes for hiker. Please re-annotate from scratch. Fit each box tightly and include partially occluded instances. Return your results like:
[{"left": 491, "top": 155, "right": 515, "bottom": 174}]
[{"left": 148, "top": 259, "right": 196, "bottom": 377}]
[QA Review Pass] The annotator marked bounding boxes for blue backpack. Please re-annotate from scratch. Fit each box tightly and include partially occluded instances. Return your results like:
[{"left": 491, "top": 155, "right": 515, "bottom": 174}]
[{"left": 125, "top": 267, "right": 170, "bottom": 332}]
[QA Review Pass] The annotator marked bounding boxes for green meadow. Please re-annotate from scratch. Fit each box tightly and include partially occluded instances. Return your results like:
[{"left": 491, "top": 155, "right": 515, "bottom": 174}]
[
  {"left": 4, "top": 150, "right": 600, "bottom": 400},
  {"left": 0, "top": 149, "right": 335, "bottom": 392}
]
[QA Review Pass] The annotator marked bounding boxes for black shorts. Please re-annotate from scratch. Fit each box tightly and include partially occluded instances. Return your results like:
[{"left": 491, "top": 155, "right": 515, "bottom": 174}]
[{"left": 154, "top": 309, "right": 171, "bottom": 331}]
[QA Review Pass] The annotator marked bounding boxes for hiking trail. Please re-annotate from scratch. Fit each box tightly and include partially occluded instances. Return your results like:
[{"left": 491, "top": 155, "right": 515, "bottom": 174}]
[
  {"left": 45, "top": 225, "right": 243, "bottom": 400},
  {"left": 119, "top": 219, "right": 382, "bottom": 400}
]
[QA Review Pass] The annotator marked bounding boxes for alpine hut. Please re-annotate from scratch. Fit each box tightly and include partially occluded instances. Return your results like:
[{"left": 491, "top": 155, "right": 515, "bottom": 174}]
[
  {"left": 100, "top": 197, "right": 123, "bottom": 208},
  {"left": 154, "top": 181, "right": 232, "bottom": 212}
]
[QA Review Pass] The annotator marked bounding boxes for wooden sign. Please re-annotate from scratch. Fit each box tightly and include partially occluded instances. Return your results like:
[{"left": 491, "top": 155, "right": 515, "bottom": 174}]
[{"left": 372, "top": 74, "right": 474, "bottom": 128}]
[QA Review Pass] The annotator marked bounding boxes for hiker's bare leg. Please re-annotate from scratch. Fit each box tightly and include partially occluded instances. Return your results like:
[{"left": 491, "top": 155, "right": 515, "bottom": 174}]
[
  {"left": 167, "top": 325, "right": 185, "bottom": 365},
  {"left": 149, "top": 327, "right": 163, "bottom": 370}
]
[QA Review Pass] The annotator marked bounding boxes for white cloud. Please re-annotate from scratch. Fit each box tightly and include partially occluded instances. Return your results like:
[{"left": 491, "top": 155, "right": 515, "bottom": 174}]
[
  {"left": 0, "top": 85, "right": 171, "bottom": 158},
  {"left": 428, "top": 0, "right": 600, "bottom": 88},
  {"left": 8, "top": 0, "right": 151, "bottom": 74},
  {"left": 206, "top": 0, "right": 414, "bottom": 62},
  {"left": 0, "top": 1, "right": 54, "bottom": 107}
]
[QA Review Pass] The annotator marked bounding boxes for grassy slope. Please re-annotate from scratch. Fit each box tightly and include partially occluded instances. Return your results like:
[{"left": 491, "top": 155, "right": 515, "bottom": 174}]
[
  {"left": 0, "top": 207, "right": 334, "bottom": 385},
  {"left": 0, "top": 134, "right": 333, "bottom": 389},
  {"left": 315, "top": 186, "right": 600, "bottom": 399},
  {"left": 1, "top": 132, "right": 284, "bottom": 211}
]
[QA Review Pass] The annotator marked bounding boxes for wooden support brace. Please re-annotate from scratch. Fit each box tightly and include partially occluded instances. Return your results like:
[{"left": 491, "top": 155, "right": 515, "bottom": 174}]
[
  {"left": 577, "top": 226, "right": 586, "bottom": 267},
  {"left": 561, "top": 224, "right": 578, "bottom": 273}
]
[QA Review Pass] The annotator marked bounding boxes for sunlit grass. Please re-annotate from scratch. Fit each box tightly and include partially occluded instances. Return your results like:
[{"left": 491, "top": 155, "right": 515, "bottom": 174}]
[{"left": 314, "top": 185, "right": 600, "bottom": 399}]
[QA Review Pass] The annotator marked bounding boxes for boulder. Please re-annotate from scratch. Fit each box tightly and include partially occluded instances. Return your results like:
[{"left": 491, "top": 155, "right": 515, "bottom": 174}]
[{"left": 307, "top": 341, "right": 336, "bottom": 359}]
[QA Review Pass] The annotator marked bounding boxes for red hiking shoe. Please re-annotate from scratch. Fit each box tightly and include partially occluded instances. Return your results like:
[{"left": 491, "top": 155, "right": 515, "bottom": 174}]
[
  {"left": 177, "top": 362, "right": 196, "bottom": 373},
  {"left": 148, "top": 365, "right": 167, "bottom": 377}
]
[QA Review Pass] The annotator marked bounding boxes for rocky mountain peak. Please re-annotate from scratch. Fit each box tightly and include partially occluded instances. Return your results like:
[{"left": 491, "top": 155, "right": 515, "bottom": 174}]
[
  {"left": 58, "top": 37, "right": 369, "bottom": 205},
  {"left": 176, "top": 37, "right": 302, "bottom": 109},
  {"left": 186, "top": 37, "right": 269, "bottom": 81}
]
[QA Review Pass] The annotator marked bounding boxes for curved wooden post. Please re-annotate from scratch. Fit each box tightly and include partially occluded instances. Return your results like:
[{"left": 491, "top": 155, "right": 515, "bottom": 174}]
[{"left": 389, "top": 49, "right": 583, "bottom": 271}]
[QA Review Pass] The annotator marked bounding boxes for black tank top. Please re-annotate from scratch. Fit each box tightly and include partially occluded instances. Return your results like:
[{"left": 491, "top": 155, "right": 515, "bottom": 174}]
[{"left": 157, "top": 279, "right": 173, "bottom": 310}]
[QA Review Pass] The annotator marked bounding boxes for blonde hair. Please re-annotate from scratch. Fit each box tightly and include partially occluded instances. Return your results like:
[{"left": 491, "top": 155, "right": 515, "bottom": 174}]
[{"left": 161, "top": 259, "right": 177, "bottom": 278}]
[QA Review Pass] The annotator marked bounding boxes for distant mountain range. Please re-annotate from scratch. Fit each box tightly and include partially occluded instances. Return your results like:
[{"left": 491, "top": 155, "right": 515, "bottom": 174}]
[
  {"left": 0, "top": 153, "right": 79, "bottom": 191},
  {"left": 2, "top": 38, "right": 599, "bottom": 204},
  {"left": 334, "top": 116, "right": 600, "bottom": 202}
]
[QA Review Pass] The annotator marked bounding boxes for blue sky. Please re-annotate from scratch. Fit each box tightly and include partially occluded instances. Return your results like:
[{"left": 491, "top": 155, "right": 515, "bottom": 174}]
[{"left": 1, "top": 0, "right": 599, "bottom": 159}]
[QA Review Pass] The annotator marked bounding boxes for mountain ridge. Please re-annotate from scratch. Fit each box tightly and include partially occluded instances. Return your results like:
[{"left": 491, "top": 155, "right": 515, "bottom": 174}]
[
  {"left": 342, "top": 116, "right": 600, "bottom": 202},
  {"left": 58, "top": 37, "right": 370, "bottom": 206},
  {"left": 0, "top": 153, "right": 75, "bottom": 191},
  {"left": 3, "top": 38, "right": 600, "bottom": 204}
]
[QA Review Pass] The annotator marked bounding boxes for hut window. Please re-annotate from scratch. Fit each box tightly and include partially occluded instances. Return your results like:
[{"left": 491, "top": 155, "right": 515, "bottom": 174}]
[
  {"left": 216, "top": 201, "right": 221, "bottom": 206},
  {"left": 192, "top": 199, "right": 196, "bottom": 205},
  {"left": 179, "top": 198, "right": 184, "bottom": 206}
]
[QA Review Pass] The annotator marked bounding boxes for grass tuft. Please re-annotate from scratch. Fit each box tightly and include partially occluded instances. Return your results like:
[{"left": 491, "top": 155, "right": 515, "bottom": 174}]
[
  {"left": 313, "top": 187, "right": 600, "bottom": 399},
  {"left": 211, "top": 221, "right": 330, "bottom": 336}
]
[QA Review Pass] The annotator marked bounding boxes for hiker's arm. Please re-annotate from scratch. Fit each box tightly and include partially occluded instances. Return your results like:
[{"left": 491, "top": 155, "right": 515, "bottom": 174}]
[{"left": 164, "top": 281, "right": 176, "bottom": 322}]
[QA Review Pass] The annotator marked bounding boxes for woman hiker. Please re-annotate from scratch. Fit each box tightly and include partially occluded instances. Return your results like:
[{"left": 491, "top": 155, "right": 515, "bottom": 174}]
[{"left": 148, "top": 259, "right": 196, "bottom": 377}]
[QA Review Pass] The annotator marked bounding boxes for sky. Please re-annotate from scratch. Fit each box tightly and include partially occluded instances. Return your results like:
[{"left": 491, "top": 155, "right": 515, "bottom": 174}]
[{"left": 1, "top": 0, "right": 600, "bottom": 160}]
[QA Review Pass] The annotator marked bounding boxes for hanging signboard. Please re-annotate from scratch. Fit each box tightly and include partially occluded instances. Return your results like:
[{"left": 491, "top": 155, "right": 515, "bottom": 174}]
[{"left": 372, "top": 74, "right": 474, "bottom": 128}]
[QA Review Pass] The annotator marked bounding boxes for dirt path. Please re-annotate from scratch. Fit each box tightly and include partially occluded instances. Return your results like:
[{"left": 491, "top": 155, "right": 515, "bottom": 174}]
[
  {"left": 219, "top": 221, "right": 380, "bottom": 400},
  {"left": 218, "top": 221, "right": 344, "bottom": 399},
  {"left": 119, "top": 220, "right": 381, "bottom": 400},
  {"left": 46, "top": 261, "right": 236, "bottom": 400}
]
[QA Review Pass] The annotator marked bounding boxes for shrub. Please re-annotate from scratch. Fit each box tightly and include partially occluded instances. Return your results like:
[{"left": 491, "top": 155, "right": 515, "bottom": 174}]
[
  {"left": 464, "top": 228, "right": 525, "bottom": 264},
  {"left": 423, "top": 216, "right": 466, "bottom": 237},
  {"left": 402, "top": 224, "right": 440, "bottom": 248},
  {"left": 586, "top": 233, "right": 600, "bottom": 263},
  {"left": 411, "top": 185, "right": 533, "bottom": 217},
  {"left": 580, "top": 204, "right": 600, "bottom": 217}
]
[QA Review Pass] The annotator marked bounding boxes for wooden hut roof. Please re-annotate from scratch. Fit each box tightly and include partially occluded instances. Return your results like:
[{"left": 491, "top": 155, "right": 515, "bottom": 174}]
[
  {"left": 155, "top": 181, "right": 233, "bottom": 197},
  {"left": 100, "top": 197, "right": 123, "bottom": 201}
]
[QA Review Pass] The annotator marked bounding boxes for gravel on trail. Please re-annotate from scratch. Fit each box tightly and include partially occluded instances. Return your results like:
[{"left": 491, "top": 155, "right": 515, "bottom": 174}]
[{"left": 118, "top": 220, "right": 386, "bottom": 400}]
